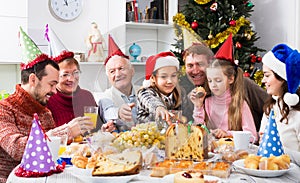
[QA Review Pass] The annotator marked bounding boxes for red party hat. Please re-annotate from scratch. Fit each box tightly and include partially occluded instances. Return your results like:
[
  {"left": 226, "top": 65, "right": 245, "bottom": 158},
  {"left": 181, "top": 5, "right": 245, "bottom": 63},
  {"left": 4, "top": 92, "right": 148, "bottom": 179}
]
[
  {"left": 104, "top": 34, "right": 129, "bottom": 65},
  {"left": 214, "top": 33, "right": 235, "bottom": 64}
]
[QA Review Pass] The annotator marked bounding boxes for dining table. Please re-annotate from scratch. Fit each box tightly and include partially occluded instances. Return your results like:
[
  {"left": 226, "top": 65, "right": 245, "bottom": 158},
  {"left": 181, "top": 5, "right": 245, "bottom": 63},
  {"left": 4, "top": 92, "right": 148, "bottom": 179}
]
[{"left": 6, "top": 162, "right": 300, "bottom": 183}]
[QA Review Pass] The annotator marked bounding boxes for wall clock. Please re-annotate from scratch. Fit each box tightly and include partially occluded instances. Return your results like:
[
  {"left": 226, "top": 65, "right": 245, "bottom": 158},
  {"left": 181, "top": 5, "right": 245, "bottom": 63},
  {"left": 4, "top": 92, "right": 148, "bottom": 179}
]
[{"left": 49, "top": 0, "right": 83, "bottom": 22}]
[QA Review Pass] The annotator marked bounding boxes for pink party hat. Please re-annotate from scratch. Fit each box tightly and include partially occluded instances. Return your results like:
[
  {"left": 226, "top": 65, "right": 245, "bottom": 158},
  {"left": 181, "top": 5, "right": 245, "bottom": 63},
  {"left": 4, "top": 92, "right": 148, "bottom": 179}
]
[
  {"left": 257, "top": 110, "right": 284, "bottom": 157},
  {"left": 15, "top": 113, "right": 64, "bottom": 177}
]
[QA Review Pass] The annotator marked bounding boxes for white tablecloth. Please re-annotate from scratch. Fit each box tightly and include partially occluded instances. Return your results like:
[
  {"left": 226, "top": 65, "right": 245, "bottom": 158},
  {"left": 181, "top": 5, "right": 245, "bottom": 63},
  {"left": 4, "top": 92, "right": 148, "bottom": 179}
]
[{"left": 7, "top": 164, "right": 300, "bottom": 183}]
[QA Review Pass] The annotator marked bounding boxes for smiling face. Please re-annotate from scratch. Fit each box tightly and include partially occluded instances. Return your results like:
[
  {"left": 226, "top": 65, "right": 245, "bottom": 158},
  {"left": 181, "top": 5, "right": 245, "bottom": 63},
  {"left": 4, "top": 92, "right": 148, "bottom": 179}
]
[
  {"left": 262, "top": 64, "right": 285, "bottom": 96},
  {"left": 185, "top": 54, "right": 209, "bottom": 86},
  {"left": 152, "top": 66, "right": 178, "bottom": 95},
  {"left": 106, "top": 56, "right": 135, "bottom": 95},
  {"left": 206, "top": 67, "right": 233, "bottom": 96},
  {"left": 32, "top": 65, "right": 59, "bottom": 105},
  {"left": 56, "top": 59, "right": 80, "bottom": 95}
]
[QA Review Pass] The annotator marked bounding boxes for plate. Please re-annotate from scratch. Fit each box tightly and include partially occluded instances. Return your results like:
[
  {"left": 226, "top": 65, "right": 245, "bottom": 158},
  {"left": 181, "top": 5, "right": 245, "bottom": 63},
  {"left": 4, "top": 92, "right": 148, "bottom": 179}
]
[
  {"left": 162, "top": 174, "right": 222, "bottom": 183},
  {"left": 233, "top": 159, "right": 295, "bottom": 178},
  {"left": 69, "top": 167, "right": 138, "bottom": 183}
]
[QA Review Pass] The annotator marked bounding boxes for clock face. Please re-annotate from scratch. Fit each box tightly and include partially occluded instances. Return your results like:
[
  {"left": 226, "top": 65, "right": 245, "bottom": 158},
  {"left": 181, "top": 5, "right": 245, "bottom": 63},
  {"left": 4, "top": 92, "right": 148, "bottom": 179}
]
[{"left": 49, "top": 0, "right": 83, "bottom": 21}]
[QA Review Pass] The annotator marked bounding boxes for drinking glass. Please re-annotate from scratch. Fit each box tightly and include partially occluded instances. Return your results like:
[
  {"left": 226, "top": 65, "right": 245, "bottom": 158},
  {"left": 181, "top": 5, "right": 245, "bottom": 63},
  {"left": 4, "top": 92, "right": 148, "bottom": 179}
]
[{"left": 84, "top": 106, "right": 98, "bottom": 128}]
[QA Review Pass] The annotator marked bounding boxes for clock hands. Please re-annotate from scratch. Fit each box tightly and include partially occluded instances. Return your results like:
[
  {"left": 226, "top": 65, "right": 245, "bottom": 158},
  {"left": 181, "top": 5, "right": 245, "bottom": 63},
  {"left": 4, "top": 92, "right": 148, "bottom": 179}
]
[{"left": 63, "top": 0, "right": 68, "bottom": 6}]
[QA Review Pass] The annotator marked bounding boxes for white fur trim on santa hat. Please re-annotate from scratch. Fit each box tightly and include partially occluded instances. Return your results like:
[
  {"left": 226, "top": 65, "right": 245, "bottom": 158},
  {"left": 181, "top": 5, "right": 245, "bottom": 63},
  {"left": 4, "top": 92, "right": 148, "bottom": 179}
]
[
  {"left": 153, "top": 56, "right": 180, "bottom": 72},
  {"left": 284, "top": 92, "right": 299, "bottom": 106},
  {"left": 262, "top": 51, "right": 287, "bottom": 80},
  {"left": 143, "top": 79, "right": 151, "bottom": 87}
]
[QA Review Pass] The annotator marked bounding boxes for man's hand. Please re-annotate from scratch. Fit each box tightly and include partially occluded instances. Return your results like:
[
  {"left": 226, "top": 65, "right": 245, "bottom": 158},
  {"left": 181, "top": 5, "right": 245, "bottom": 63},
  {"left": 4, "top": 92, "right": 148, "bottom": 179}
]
[
  {"left": 68, "top": 116, "right": 94, "bottom": 138},
  {"left": 118, "top": 103, "right": 135, "bottom": 122},
  {"left": 101, "top": 120, "right": 116, "bottom": 132}
]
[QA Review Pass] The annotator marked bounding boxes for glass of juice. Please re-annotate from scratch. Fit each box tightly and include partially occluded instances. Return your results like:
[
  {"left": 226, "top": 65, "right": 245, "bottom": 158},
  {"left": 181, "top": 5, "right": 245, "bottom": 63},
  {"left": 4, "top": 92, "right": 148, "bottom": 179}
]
[
  {"left": 84, "top": 106, "right": 98, "bottom": 128},
  {"left": 58, "top": 135, "right": 68, "bottom": 156}
]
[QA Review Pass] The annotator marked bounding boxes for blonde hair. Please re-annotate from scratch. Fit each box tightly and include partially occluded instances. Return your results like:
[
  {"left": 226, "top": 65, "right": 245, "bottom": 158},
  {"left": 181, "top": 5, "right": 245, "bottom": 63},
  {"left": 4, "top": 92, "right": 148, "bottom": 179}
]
[{"left": 208, "top": 59, "right": 244, "bottom": 131}]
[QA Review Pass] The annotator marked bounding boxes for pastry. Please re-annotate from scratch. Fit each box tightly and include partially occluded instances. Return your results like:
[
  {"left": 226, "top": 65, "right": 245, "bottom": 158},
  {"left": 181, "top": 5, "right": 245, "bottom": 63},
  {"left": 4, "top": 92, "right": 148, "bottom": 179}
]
[
  {"left": 174, "top": 171, "right": 204, "bottom": 183},
  {"left": 150, "top": 159, "right": 175, "bottom": 177},
  {"left": 217, "top": 137, "right": 234, "bottom": 147},
  {"left": 71, "top": 155, "right": 88, "bottom": 169},
  {"left": 195, "top": 86, "right": 205, "bottom": 98},
  {"left": 244, "top": 154, "right": 290, "bottom": 170},
  {"left": 166, "top": 123, "right": 208, "bottom": 161},
  {"left": 235, "top": 149, "right": 249, "bottom": 159},
  {"left": 92, "top": 150, "right": 142, "bottom": 176}
]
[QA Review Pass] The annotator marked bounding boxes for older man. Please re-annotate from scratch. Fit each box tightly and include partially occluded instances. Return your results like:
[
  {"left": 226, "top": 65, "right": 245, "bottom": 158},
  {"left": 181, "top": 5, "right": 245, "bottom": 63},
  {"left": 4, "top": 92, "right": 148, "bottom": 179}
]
[{"left": 98, "top": 35, "right": 137, "bottom": 132}]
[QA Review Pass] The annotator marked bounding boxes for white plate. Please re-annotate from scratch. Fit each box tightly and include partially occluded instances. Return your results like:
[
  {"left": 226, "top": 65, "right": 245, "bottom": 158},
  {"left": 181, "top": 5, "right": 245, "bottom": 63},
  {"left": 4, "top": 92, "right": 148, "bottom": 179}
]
[
  {"left": 69, "top": 167, "right": 138, "bottom": 183},
  {"left": 162, "top": 174, "right": 222, "bottom": 183},
  {"left": 233, "top": 159, "right": 295, "bottom": 178}
]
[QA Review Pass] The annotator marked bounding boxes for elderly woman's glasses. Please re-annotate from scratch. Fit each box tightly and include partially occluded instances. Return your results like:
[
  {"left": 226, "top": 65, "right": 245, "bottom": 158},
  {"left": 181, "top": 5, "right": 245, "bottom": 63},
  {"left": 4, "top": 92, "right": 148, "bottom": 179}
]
[{"left": 60, "top": 70, "right": 81, "bottom": 79}]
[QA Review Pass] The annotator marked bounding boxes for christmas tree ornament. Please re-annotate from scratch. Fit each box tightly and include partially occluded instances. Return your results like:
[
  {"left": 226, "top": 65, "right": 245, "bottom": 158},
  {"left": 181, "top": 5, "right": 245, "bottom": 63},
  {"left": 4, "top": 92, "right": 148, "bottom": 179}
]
[
  {"left": 235, "top": 42, "right": 242, "bottom": 49},
  {"left": 210, "top": 2, "right": 218, "bottom": 11},
  {"left": 191, "top": 20, "right": 199, "bottom": 30},
  {"left": 244, "top": 32, "right": 251, "bottom": 40},
  {"left": 229, "top": 19, "right": 236, "bottom": 26},
  {"left": 208, "top": 32, "right": 213, "bottom": 39},
  {"left": 263, "top": 44, "right": 300, "bottom": 106},
  {"left": 257, "top": 110, "right": 284, "bottom": 157},
  {"left": 243, "top": 71, "right": 250, "bottom": 77},
  {"left": 250, "top": 54, "right": 257, "bottom": 63},
  {"left": 256, "top": 56, "right": 262, "bottom": 62},
  {"left": 247, "top": 1, "right": 254, "bottom": 7}
]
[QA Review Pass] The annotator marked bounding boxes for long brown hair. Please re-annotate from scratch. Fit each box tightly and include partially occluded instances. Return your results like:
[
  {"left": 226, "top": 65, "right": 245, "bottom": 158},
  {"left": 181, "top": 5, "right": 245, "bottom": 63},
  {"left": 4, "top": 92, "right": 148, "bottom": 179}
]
[
  {"left": 263, "top": 71, "right": 300, "bottom": 124},
  {"left": 208, "top": 59, "right": 244, "bottom": 131}
]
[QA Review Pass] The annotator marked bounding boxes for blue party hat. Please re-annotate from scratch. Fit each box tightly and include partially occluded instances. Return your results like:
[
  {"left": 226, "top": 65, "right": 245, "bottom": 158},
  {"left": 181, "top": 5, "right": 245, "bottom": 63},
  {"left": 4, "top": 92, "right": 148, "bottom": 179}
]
[{"left": 257, "top": 110, "right": 284, "bottom": 157}]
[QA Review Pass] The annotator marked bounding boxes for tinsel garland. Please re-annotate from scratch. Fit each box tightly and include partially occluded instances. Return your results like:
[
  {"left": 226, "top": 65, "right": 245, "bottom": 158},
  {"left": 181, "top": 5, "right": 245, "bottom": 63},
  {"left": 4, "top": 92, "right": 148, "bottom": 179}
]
[
  {"left": 253, "top": 70, "right": 264, "bottom": 87},
  {"left": 173, "top": 14, "right": 250, "bottom": 49},
  {"left": 194, "top": 0, "right": 212, "bottom": 5}
]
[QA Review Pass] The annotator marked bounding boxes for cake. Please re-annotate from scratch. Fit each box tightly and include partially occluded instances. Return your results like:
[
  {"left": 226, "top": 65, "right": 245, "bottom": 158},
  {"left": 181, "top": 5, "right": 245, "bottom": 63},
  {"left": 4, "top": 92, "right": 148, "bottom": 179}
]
[
  {"left": 165, "top": 123, "right": 208, "bottom": 161},
  {"left": 92, "top": 150, "right": 142, "bottom": 176},
  {"left": 174, "top": 171, "right": 204, "bottom": 183}
]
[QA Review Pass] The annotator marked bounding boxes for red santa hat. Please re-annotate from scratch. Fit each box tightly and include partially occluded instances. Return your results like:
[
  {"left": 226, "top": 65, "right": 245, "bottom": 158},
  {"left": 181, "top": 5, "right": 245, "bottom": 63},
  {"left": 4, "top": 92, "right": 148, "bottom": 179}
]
[
  {"left": 214, "top": 33, "right": 237, "bottom": 65},
  {"left": 104, "top": 34, "right": 129, "bottom": 65},
  {"left": 143, "top": 51, "right": 179, "bottom": 87},
  {"left": 44, "top": 24, "right": 74, "bottom": 63}
]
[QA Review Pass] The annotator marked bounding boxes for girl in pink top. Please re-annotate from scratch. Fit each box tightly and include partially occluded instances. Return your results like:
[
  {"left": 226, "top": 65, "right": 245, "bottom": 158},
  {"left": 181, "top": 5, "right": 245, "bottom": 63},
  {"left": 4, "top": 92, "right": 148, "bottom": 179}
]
[{"left": 190, "top": 58, "right": 258, "bottom": 141}]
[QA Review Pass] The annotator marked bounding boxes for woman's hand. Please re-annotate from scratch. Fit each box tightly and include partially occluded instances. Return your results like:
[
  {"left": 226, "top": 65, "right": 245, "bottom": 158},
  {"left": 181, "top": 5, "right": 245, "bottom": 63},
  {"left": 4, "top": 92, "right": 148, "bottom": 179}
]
[{"left": 211, "top": 129, "right": 229, "bottom": 139}]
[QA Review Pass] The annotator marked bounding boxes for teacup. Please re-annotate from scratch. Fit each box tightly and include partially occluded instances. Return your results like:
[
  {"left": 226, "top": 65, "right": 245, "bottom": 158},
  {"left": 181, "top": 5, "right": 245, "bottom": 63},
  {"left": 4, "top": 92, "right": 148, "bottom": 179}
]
[{"left": 232, "top": 131, "right": 255, "bottom": 150}]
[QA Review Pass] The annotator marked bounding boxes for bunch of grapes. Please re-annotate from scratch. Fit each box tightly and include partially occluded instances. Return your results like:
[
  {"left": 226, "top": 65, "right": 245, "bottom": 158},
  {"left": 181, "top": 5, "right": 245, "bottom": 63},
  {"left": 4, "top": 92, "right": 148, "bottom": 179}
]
[{"left": 112, "top": 122, "right": 165, "bottom": 151}]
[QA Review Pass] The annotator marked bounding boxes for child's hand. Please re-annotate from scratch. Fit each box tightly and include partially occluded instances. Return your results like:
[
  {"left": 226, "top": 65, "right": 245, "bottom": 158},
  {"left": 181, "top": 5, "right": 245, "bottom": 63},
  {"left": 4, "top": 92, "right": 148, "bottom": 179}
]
[
  {"left": 155, "top": 106, "right": 173, "bottom": 125},
  {"left": 211, "top": 129, "right": 228, "bottom": 139},
  {"left": 189, "top": 86, "right": 206, "bottom": 108}
]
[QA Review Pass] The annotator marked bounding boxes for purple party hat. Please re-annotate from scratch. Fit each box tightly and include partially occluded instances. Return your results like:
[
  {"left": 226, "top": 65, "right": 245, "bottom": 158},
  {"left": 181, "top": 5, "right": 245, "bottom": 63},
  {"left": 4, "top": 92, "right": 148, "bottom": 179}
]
[
  {"left": 19, "top": 113, "right": 56, "bottom": 172},
  {"left": 257, "top": 109, "right": 284, "bottom": 157}
]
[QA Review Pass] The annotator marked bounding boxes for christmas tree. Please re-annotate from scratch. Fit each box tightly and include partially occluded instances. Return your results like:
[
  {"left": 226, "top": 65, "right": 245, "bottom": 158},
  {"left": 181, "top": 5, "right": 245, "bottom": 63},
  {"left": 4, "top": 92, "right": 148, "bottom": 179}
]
[{"left": 172, "top": 0, "right": 265, "bottom": 84}]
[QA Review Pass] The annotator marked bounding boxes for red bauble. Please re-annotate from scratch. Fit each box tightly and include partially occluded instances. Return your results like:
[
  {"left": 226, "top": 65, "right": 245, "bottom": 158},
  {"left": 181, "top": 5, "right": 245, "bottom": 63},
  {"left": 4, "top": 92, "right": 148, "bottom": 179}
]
[
  {"left": 229, "top": 20, "right": 236, "bottom": 26},
  {"left": 191, "top": 21, "right": 199, "bottom": 30},
  {"left": 243, "top": 71, "right": 250, "bottom": 77},
  {"left": 256, "top": 56, "right": 262, "bottom": 62},
  {"left": 235, "top": 42, "right": 242, "bottom": 49}
]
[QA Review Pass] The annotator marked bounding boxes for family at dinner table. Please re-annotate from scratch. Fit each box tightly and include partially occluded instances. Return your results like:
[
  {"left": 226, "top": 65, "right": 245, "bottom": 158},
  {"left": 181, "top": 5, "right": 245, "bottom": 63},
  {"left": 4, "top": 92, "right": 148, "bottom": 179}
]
[{"left": 0, "top": 25, "right": 300, "bottom": 183}]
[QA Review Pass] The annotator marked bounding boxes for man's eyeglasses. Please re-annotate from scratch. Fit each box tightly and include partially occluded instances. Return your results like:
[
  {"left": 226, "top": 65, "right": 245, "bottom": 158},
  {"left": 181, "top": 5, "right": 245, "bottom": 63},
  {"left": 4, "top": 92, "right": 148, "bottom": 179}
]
[{"left": 60, "top": 70, "right": 81, "bottom": 79}]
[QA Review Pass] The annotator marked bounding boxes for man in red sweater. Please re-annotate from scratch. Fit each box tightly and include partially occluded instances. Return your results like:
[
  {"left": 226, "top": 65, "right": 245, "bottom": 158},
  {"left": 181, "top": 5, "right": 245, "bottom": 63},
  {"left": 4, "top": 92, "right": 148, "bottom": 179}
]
[{"left": 0, "top": 27, "right": 93, "bottom": 183}]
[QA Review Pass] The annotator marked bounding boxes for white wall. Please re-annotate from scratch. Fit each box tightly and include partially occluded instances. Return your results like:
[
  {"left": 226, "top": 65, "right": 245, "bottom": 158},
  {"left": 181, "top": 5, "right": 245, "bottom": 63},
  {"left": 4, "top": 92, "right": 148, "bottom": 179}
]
[{"left": 251, "top": 0, "right": 300, "bottom": 51}]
